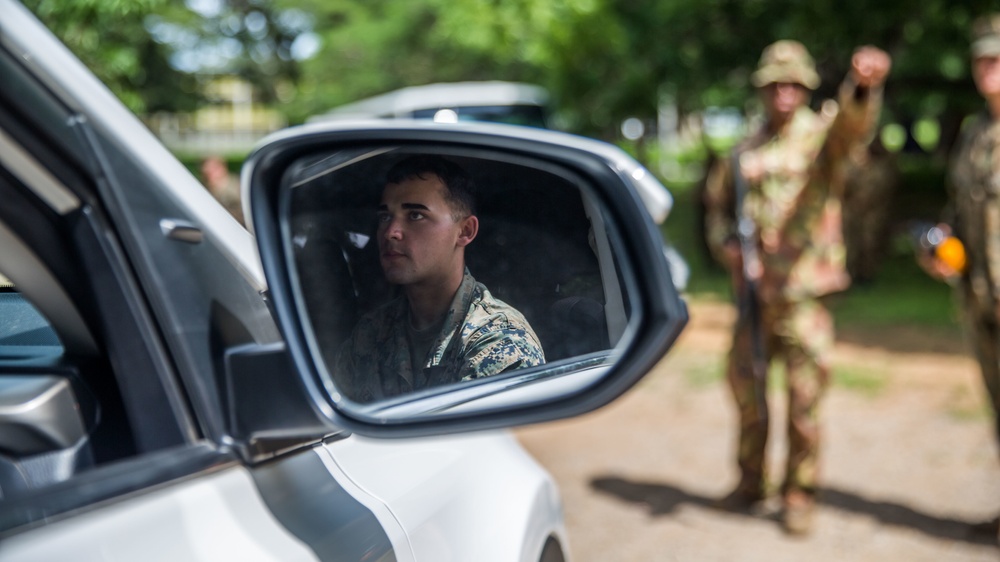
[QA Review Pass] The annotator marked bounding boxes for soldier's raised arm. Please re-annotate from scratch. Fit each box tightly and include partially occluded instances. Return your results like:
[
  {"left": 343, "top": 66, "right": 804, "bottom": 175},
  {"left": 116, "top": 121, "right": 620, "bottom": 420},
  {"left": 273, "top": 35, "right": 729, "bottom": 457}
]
[{"left": 825, "top": 46, "right": 892, "bottom": 163}]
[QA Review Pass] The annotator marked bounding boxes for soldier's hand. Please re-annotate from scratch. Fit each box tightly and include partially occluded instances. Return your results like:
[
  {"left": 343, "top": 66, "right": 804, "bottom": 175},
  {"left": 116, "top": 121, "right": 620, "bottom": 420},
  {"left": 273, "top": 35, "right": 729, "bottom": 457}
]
[
  {"left": 850, "top": 46, "right": 892, "bottom": 88},
  {"left": 916, "top": 253, "right": 958, "bottom": 281}
]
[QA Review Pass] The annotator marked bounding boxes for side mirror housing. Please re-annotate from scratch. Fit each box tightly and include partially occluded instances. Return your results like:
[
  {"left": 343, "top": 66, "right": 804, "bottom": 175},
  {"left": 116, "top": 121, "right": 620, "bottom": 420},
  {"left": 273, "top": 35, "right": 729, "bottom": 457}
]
[
  {"left": 223, "top": 343, "right": 346, "bottom": 462},
  {"left": 245, "top": 121, "right": 688, "bottom": 437}
]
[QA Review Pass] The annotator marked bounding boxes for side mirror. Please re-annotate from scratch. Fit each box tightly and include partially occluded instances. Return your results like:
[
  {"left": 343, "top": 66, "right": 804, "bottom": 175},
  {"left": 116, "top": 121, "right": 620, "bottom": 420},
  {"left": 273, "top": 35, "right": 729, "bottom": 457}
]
[{"left": 245, "top": 121, "right": 687, "bottom": 437}]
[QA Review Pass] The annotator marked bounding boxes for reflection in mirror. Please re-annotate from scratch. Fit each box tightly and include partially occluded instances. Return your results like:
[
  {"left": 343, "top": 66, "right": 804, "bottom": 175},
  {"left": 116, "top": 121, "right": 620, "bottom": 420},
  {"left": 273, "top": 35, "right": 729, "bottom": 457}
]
[{"left": 283, "top": 145, "right": 635, "bottom": 417}]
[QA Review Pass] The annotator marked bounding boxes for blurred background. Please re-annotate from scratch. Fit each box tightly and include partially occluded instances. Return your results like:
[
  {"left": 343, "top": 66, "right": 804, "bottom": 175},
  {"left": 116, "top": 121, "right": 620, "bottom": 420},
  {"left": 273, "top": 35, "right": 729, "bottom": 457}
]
[
  {"left": 25, "top": 2, "right": 1000, "bottom": 557},
  {"left": 24, "top": 0, "right": 997, "bottom": 332}
]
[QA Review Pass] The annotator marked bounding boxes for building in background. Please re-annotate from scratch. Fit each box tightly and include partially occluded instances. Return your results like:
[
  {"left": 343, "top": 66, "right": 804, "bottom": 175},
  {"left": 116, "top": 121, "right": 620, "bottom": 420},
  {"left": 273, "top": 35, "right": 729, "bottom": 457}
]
[{"left": 145, "top": 76, "right": 286, "bottom": 155}]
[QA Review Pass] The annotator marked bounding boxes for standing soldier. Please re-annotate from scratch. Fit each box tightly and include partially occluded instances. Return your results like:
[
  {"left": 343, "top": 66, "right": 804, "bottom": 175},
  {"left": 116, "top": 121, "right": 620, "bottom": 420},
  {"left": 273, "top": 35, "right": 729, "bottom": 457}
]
[
  {"left": 842, "top": 137, "right": 899, "bottom": 283},
  {"left": 704, "top": 40, "right": 891, "bottom": 534},
  {"left": 919, "top": 14, "right": 1000, "bottom": 541}
]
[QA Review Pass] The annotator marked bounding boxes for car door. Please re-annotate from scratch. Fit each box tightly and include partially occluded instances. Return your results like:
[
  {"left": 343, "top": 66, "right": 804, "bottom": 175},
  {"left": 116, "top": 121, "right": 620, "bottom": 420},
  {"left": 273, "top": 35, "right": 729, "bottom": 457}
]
[{"left": 0, "top": 4, "right": 411, "bottom": 559}]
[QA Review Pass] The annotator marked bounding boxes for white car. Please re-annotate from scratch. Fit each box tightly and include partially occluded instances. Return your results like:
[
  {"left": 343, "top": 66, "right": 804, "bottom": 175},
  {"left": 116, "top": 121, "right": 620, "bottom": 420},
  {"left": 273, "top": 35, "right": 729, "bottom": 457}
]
[
  {"left": 0, "top": 2, "right": 688, "bottom": 561},
  {"left": 307, "top": 81, "right": 554, "bottom": 128}
]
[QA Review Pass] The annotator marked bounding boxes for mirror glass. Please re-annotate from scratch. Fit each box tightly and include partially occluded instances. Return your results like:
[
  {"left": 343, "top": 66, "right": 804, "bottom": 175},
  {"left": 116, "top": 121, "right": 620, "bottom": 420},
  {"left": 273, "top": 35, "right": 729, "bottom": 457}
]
[{"left": 280, "top": 144, "right": 641, "bottom": 421}]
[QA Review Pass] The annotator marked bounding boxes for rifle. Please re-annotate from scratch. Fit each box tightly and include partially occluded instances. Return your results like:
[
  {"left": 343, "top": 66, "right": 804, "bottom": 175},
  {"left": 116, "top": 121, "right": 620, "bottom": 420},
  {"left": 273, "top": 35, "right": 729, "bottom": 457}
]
[{"left": 731, "top": 150, "right": 769, "bottom": 428}]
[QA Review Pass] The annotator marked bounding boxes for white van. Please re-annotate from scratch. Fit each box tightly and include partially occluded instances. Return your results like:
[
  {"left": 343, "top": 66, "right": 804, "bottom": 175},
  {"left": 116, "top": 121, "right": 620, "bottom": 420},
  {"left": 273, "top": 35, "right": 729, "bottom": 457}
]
[{"left": 308, "top": 81, "right": 551, "bottom": 128}]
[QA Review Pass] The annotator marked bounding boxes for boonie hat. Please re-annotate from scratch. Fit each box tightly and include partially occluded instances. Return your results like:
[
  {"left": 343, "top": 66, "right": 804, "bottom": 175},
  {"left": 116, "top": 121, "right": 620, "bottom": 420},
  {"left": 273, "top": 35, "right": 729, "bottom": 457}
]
[
  {"left": 751, "top": 40, "right": 821, "bottom": 90},
  {"left": 972, "top": 14, "right": 1000, "bottom": 58}
]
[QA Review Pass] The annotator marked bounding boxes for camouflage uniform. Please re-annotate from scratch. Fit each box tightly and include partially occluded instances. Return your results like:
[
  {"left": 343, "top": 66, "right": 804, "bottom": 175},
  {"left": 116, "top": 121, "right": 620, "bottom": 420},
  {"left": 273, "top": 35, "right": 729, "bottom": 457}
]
[
  {"left": 704, "top": 41, "right": 883, "bottom": 502},
  {"left": 842, "top": 141, "right": 898, "bottom": 283},
  {"left": 948, "top": 111, "right": 1000, "bottom": 445},
  {"left": 335, "top": 269, "right": 545, "bottom": 403}
]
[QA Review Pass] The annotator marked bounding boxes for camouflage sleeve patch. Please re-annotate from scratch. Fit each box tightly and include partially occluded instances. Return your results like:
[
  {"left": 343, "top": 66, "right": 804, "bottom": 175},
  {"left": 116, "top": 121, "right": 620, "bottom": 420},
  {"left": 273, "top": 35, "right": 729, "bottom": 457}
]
[{"left": 459, "top": 313, "right": 546, "bottom": 380}]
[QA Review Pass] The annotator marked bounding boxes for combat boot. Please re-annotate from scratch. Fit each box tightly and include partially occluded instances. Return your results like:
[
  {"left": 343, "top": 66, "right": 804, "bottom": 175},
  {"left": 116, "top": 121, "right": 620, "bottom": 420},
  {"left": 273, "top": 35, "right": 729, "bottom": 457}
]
[
  {"left": 715, "top": 486, "right": 780, "bottom": 517},
  {"left": 782, "top": 490, "right": 816, "bottom": 535}
]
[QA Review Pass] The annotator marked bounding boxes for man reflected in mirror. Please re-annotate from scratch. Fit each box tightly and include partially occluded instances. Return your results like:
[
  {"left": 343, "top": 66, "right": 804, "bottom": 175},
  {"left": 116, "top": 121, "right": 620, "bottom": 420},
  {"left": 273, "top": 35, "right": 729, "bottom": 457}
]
[{"left": 334, "top": 155, "right": 545, "bottom": 403}]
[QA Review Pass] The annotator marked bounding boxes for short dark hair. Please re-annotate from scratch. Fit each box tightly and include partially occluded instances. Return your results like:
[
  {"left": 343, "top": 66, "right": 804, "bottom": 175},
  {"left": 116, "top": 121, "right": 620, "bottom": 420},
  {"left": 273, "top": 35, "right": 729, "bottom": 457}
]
[{"left": 385, "top": 155, "right": 476, "bottom": 218}]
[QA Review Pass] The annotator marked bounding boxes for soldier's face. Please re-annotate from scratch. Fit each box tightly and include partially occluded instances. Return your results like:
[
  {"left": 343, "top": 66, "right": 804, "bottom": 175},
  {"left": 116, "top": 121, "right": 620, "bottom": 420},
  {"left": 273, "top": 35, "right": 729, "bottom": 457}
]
[
  {"left": 973, "top": 55, "right": 1000, "bottom": 99},
  {"left": 377, "top": 174, "right": 478, "bottom": 287},
  {"left": 761, "top": 82, "right": 808, "bottom": 122}
]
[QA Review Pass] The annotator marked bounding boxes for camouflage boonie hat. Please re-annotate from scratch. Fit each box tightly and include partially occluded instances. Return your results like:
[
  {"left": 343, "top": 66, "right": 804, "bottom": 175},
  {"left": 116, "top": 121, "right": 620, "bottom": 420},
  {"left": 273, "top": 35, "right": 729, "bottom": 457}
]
[
  {"left": 751, "top": 40, "right": 821, "bottom": 90},
  {"left": 972, "top": 14, "right": 1000, "bottom": 58}
]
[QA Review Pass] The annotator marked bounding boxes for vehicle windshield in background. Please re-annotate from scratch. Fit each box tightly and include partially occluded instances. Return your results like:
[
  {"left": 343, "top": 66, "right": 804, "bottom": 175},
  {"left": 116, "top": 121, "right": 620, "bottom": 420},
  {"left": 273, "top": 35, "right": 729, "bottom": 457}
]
[
  {"left": 410, "top": 104, "right": 548, "bottom": 128},
  {"left": 307, "top": 81, "right": 551, "bottom": 129}
]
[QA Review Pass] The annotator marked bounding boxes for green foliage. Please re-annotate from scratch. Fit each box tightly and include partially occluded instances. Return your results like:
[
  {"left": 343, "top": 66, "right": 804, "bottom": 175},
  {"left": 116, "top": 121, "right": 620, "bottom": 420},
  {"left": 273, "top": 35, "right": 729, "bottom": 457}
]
[
  {"left": 23, "top": 0, "right": 201, "bottom": 113},
  {"left": 178, "top": 1, "right": 308, "bottom": 103},
  {"left": 683, "top": 359, "right": 725, "bottom": 388},
  {"left": 263, "top": 0, "right": 998, "bottom": 150},
  {"left": 29, "top": 0, "right": 1000, "bottom": 145}
]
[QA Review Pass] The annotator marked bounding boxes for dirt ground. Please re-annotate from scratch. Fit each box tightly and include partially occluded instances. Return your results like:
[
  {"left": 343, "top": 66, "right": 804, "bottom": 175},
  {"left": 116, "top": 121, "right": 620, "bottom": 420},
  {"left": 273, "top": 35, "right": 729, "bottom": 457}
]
[{"left": 515, "top": 298, "right": 1000, "bottom": 562}]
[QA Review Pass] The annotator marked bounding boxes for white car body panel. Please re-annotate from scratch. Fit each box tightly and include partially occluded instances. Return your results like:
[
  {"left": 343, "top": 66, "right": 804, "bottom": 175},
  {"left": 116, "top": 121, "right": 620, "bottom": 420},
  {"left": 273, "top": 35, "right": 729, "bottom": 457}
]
[
  {"left": 326, "top": 432, "right": 568, "bottom": 562},
  {"left": 312, "top": 445, "right": 417, "bottom": 562},
  {"left": 0, "top": 467, "right": 317, "bottom": 561}
]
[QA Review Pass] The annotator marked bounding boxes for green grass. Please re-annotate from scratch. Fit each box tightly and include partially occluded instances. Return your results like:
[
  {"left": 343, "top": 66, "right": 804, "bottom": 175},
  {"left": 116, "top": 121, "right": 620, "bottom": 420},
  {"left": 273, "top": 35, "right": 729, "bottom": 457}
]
[
  {"left": 683, "top": 360, "right": 725, "bottom": 388},
  {"left": 681, "top": 357, "right": 890, "bottom": 398},
  {"left": 947, "top": 401, "right": 992, "bottom": 422},
  {"left": 826, "top": 256, "right": 960, "bottom": 329},
  {"left": 831, "top": 364, "right": 888, "bottom": 397},
  {"left": 945, "top": 384, "right": 993, "bottom": 422}
]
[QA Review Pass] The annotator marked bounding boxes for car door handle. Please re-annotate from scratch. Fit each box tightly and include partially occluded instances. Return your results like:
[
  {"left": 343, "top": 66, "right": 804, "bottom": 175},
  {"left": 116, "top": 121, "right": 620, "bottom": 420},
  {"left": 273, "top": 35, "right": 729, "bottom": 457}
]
[{"left": 160, "top": 219, "right": 203, "bottom": 244}]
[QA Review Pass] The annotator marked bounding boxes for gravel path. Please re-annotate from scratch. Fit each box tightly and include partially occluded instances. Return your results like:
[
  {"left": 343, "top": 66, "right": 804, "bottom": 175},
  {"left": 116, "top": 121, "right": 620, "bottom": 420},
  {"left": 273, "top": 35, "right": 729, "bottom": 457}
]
[{"left": 515, "top": 299, "right": 1000, "bottom": 562}]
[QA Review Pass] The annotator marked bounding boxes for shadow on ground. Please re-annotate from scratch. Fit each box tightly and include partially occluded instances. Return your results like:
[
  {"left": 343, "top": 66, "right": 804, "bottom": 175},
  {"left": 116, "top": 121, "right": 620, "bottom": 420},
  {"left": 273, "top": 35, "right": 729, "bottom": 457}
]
[{"left": 590, "top": 476, "right": 997, "bottom": 546}]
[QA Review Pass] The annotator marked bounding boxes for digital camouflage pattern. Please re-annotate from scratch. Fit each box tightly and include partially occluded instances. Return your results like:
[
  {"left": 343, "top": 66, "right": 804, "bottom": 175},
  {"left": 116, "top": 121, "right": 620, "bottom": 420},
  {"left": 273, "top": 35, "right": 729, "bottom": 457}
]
[
  {"left": 842, "top": 142, "right": 898, "bottom": 282},
  {"left": 334, "top": 269, "right": 545, "bottom": 403},
  {"left": 704, "top": 81, "right": 882, "bottom": 303},
  {"left": 948, "top": 111, "right": 1000, "bottom": 442},
  {"left": 727, "top": 298, "right": 833, "bottom": 499},
  {"left": 704, "top": 76, "right": 883, "bottom": 500}
]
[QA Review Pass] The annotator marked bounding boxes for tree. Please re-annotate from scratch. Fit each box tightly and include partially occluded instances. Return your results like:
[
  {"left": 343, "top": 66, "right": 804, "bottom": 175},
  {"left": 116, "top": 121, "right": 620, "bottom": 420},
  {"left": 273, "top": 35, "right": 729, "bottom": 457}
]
[
  {"left": 23, "top": 0, "right": 202, "bottom": 114},
  {"left": 316, "top": 0, "right": 993, "bottom": 151},
  {"left": 28, "top": 0, "right": 1000, "bottom": 154}
]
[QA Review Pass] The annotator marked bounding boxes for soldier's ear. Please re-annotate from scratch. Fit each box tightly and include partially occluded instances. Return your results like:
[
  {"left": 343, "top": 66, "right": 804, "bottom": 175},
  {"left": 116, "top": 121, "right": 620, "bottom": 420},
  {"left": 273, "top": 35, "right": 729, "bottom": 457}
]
[{"left": 457, "top": 215, "right": 478, "bottom": 247}]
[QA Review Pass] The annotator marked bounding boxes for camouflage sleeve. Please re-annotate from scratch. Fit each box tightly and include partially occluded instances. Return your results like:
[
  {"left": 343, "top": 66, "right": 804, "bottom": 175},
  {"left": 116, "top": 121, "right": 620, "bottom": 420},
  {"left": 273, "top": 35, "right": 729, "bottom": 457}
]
[
  {"left": 331, "top": 323, "right": 381, "bottom": 403},
  {"left": 987, "top": 200, "right": 1000, "bottom": 301},
  {"left": 944, "top": 121, "right": 976, "bottom": 232},
  {"left": 824, "top": 78, "right": 884, "bottom": 170},
  {"left": 459, "top": 317, "right": 546, "bottom": 380},
  {"left": 703, "top": 155, "right": 738, "bottom": 267}
]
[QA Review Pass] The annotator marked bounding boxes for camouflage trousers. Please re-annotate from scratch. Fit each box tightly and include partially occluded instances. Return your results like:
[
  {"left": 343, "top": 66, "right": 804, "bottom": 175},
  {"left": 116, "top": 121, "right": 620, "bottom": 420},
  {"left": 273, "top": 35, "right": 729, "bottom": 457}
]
[
  {"left": 726, "top": 297, "right": 833, "bottom": 500},
  {"left": 966, "top": 312, "right": 1000, "bottom": 448}
]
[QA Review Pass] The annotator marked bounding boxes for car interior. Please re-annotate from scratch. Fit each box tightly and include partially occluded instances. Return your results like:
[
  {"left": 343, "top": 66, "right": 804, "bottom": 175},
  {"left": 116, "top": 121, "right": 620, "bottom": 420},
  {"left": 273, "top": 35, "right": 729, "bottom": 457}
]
[
  {"left": 0, "top": 232, "right": 122, "bottom": 502},
  {"left": 285, "top": 146, "right": 630, "bottom": 398}
]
